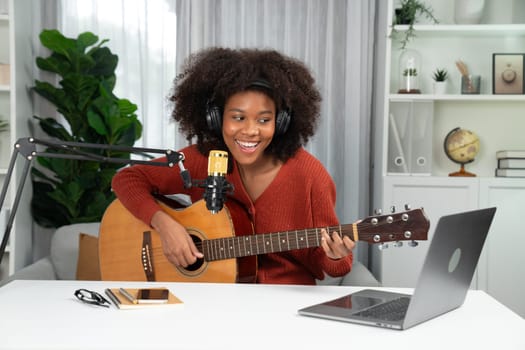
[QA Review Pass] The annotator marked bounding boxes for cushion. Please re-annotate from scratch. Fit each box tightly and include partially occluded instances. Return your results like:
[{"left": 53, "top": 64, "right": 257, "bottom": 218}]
[
  {"left": 76, "top": 233, "right": 101, "bottom": 280},
  {"left": 50, "top": 223, "right": 100, "bottom": 280},
  {"left": 316, "top": 261, "right": 381, "bottom": 286},
  {"left": 340, "top": 261, "right": 381, "bottom": 287}
]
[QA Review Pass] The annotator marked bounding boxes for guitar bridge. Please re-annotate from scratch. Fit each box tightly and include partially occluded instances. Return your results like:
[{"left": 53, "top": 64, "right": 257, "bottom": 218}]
[{"left": 142, "top": 231, "right": 156, "bottom": 281}]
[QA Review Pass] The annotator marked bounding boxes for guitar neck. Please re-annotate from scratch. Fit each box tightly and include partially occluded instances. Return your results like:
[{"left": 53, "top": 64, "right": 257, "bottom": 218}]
[
  {"left": 200, "top": 207, "right": 429, "bottom": 262},
  {"left": 202, "top": 224, "right": 353, "bottom": 261}
]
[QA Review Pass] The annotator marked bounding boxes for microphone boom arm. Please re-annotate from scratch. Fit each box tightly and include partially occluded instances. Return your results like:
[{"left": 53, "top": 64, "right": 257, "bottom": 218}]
[{"left": 0, "top": 137, "right": 188, "bottom": 264}]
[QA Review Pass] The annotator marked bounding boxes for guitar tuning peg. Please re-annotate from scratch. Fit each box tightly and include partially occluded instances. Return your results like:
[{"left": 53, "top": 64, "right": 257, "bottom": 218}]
[
  {"left": 390, "top": 206, "right": 396, "bottom": 213},
  {"left": 374, "top": 208, "right": 382, "bottom": 215},
  {"left": 394, "top": 241, "right": 403, "bottom": 248},
  {"left": 408, "top": 240, "right": 418, "bottom": 247},
  {"left": 377, "top": 243, "right": 389, "bottom": 250},
  {"left": 405, "top": 204, "right": 411, "bottom": 210}
]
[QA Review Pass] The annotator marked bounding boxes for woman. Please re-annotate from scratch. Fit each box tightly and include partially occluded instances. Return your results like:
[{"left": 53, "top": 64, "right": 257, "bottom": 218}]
[{"left": 112, "top": 47, "right": 354, "bottom": 284}]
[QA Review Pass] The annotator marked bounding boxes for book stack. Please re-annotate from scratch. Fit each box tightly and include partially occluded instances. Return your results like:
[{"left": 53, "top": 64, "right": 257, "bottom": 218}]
[{"left": 496, "top": 150, "right": 525, "bottom": 178}]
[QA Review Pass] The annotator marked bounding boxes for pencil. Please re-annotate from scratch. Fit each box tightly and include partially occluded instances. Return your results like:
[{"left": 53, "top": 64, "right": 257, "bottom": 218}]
[{"left": 119, "top": 288, "right": 138, "bottom": 304}]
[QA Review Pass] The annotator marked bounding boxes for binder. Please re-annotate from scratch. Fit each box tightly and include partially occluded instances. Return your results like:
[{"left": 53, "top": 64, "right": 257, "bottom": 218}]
[{"left": 388, "top": 100, "right": 433, "bottom": 175}]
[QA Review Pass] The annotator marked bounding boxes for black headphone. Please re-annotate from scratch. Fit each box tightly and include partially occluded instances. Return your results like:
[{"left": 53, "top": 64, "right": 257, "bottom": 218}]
[{"left": 206, "top": 79, "right": 291, "bottom": 136}]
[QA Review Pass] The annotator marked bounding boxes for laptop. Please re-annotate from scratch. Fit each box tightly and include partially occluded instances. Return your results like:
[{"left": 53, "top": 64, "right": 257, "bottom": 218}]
[{"left": 298, "top": 207, "right": 497, "bottom": 330}]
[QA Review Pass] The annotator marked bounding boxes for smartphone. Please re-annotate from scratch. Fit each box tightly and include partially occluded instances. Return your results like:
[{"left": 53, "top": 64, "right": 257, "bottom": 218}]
[{"left": 136, "top": 288, "right": 169, "bottom": 304}]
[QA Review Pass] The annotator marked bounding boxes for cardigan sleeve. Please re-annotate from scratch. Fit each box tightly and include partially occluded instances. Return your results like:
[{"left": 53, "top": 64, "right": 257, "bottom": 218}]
[
  {"left": 285, "top": 155, "right": 353, "bottom": 280},
  {"left": 111, "top": 145, "right": 207, "bottom": 225}
]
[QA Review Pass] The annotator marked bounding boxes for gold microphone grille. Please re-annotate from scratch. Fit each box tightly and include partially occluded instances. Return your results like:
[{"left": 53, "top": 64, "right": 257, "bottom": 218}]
[{"left": 208, "top": 150, "right": 228, "bottom": 176}]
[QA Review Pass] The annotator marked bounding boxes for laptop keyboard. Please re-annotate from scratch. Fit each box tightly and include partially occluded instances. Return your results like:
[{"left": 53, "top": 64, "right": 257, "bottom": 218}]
[{"left": 353, "top": 297, "right": 410, "bottom": 321}]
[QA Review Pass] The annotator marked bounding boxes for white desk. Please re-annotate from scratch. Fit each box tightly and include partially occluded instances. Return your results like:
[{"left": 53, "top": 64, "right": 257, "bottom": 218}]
[{"left": 0, "top": 280, "right": 523, "bottom": 350}]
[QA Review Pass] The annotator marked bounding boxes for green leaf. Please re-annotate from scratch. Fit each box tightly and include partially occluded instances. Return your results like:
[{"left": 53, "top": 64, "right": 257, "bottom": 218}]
[
  {"left": 39, "top": 29, "right": 76, "bottom": 58},
  {"left": 87, "top": 109, "right": 108, "bottom": 136},
  {"left": 76, "top": 32, "right": 99, "bottom": 51},
  {"left": 31, "top": 167, "right": 60, "bottom": 187},
  {"left": 30, "top": 181, "right": 71, "bottom": 228},
  {"left": 118, "top": 98, "right": 138, "bottom": 115},
  {"left": 36, "top": 55, "right": 71, "bottom": 75},
  {"left": 47, "top": 181, "right": 84, "bottom": 217},
  {"left": 34, "top": 116, "right": 74, "bottom": 141},
  {"left": 33, "top": 81, "right": 71, "bottom": 112},
  {"left": 90, "top": 47, "right": 118, "bottom": 77},
  {"left": 59, "top": 74, "right": 99, "bottom": 111}
]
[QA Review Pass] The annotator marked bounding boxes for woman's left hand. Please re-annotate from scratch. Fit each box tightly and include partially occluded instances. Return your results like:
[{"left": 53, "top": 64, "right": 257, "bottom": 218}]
[{"left": 320, "top": 228, "right": 355, "bottom": 260}]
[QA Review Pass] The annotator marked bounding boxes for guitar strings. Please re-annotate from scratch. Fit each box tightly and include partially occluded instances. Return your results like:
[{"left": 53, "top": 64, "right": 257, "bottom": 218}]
[
  {"left": 117, "top": 215, "right": 413, "bottom": 262},
  {"left": 102, "top": 215, "right": 421, "bottom": 272}
]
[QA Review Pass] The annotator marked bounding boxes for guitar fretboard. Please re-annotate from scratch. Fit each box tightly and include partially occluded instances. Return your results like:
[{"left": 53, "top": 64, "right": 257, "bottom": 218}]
[{"left": 202, "top": 224, "right": 354, "bottom": 261}]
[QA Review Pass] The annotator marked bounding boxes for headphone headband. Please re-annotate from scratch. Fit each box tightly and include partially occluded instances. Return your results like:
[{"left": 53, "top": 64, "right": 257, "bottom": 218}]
[{"left": 249, "top": 79, "right": 272, "bottom": 90}]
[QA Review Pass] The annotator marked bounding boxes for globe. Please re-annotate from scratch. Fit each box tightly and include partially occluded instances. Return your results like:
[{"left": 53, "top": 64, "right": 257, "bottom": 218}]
[{"left": 444, "top": 127, "right": 479, "bottom": 177}]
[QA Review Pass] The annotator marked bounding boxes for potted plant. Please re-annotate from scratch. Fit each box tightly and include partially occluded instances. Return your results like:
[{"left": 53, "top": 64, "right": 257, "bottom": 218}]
[
  {"left": 432, "top": 68, "right": 448, "bottom": 94},
  {"left": 392, "top": 0, "right": 439, "bottom": 50},
  {"left": 31, "top": 29, "right": 143, "bottom": 228},
  {"left": 398, "top": 47, "right": 422, "bottom": 94}
]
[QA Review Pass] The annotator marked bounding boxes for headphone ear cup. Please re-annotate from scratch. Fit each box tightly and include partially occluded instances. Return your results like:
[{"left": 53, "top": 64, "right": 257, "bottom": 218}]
[
  {"left": 206, "top": 104, "right": 222, "bottom": 135},
  {"left": 275, "top": 109, "right": 291, "bottom": 135}
]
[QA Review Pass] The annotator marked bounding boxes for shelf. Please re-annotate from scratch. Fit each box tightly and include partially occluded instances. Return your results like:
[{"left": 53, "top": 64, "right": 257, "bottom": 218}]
[
  {"left": 0, "top": 85, "right": 10, "bottom": 92},
  {"left": 389, "top": 94, "right": 525, "bottom": 102},
  {"left": 392, "top": 24, "right": 525, "bottom": 38},
  {"left": 0, "top": 14, "right": 8, "bottom": 21}
]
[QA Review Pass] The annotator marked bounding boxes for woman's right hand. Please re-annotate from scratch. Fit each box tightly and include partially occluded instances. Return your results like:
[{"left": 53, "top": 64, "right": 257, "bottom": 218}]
[{"left": 151, "top": 210, "right": 204, "bottom": 267}]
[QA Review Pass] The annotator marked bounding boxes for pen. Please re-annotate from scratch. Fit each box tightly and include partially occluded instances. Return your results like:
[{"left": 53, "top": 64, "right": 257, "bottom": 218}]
[{"left": 119, "top": 288, "right": 138, "bottom": 304}]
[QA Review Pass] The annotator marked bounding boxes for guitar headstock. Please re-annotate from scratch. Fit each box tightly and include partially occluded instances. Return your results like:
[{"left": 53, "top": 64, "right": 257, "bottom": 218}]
[{"left": 356, "top": 208, "right": 429, "bottom": 247}]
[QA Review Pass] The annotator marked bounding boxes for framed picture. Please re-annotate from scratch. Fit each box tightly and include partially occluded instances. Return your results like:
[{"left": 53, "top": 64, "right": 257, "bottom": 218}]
[{"left": 492, "top": 53, "right": 525, "bottom": 94}]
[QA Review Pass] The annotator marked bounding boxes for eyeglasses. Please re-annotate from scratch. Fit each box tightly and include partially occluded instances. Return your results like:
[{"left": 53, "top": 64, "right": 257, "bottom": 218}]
[{"left": 74, "top": 289, "right": 111, "bottom": 308}]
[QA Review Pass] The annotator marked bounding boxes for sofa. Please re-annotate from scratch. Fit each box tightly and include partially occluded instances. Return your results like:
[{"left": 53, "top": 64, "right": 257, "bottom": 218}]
[
  {"left": 1, "top": 223, "right": 380, "bottom": 287},
  {"left": 1, "top": 222, "right": 101, "bottom": 285}
]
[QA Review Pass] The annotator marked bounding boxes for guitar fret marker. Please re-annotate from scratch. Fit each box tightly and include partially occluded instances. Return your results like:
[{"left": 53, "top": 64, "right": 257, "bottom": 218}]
[
  {"left": 242, "top": 235, "right": 247, "bottom": 257},
  {"left": 245, "top": 237, "right": 251, "bottom": 255}
]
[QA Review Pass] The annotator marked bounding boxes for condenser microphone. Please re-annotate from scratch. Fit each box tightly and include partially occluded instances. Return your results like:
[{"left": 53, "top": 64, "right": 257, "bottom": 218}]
[{"left": 204, "top": 150, "right": 232, "bottom": 214}]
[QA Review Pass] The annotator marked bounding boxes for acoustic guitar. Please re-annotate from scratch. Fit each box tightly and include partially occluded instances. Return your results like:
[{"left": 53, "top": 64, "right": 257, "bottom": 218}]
[{"left": 99, "top": 198, "right": 429, "bottom": 283}]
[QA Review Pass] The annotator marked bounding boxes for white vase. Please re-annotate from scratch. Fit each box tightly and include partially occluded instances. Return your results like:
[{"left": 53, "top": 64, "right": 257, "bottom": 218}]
[
  {"left": 433, "top": 81, "right": 447, "bottom": 95},
  {"left": 454, "top": 0, "right": 486, "bottom": 24}
]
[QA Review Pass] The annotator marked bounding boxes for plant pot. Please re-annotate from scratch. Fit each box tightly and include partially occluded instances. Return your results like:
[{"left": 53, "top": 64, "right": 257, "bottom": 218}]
[
  {"left": 394, "top": 8, "right": 413, "bottom": 25},
  {"left": 433, "top": 81, "right": 447, "bottom": 94}
]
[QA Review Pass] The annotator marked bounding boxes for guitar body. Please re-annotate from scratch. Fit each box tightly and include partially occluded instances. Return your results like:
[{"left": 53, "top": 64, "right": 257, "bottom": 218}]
[{"left": 99, "top": 199, "right": 256, "bottom": 283}]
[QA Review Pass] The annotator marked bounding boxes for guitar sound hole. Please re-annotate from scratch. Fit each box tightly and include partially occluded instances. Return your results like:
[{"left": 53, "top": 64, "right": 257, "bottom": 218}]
[
  {"left": 185, "top": 234, "right": 204, "bottom": 272},
  {"left": 186, "top": 257, "right": 204, "bottom": 272}
]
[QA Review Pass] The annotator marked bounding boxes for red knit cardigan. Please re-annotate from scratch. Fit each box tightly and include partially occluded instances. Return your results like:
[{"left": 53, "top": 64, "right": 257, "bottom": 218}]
[{"left": 112, "top": 145, "right": 353, "bottom": 284}]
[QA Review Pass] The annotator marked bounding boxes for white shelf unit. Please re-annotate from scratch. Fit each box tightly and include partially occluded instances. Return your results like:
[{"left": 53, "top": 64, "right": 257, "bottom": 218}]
[
  {"left": 384, "top": 20, "right": 525, "bottom": 178},
  {"left": 372, "top": 0, "right": 525, "bottom": 318},
  {"left": 0, "top": 0, "right": 34, "bottom": 280}
]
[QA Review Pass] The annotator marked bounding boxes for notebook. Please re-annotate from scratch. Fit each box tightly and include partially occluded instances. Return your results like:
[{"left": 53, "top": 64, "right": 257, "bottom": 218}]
[{"left": 298, "top": 207, "right": 496, "bottom": 330}]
